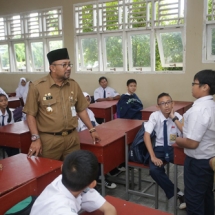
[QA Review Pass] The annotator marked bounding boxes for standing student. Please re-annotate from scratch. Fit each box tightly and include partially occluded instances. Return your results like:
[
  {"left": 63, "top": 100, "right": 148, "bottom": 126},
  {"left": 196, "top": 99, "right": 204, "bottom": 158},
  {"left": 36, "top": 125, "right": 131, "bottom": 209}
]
[
  {"left": 0, "top": 93, "right": 19, "bottom": 156},
  {"left": 15, "top": 77, "right": 30, "bottom": 104},
  {"left": 144, "top": 92, "right": 186, "bottom": 209},
  {"left": 30, "top": 150, "right": 117, "bottom": 215},
  {"left": 117, "top": 79, "right": 143, "bottom": 119},
  {"left": 94, "top": 76, "right": 120, "bottom": 102},
  {"left": 23, "top": 48, "right": 100, "bottom": 160},
  {"left": 176, "top": 69, "right": 215, "bottom": 215}
]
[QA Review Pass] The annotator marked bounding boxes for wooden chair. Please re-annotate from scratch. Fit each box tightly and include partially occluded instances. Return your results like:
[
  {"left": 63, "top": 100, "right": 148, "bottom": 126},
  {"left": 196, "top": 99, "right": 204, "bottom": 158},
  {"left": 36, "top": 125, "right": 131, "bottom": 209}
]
[
  {"left": 0, "top": 179, "right": 37, "bottom": 215},
  {"left": 125, "top": 127, "right": 160, "bottom": 209}
]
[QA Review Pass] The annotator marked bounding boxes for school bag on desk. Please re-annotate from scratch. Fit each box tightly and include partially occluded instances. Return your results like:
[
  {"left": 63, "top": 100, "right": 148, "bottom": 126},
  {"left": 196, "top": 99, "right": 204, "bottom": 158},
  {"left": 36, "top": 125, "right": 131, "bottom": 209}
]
[
  {"left": 12, "top": 106, "right": 23, "bottom": 122},
  {"left": 129, "top": 122, "right": 156, "bottom": 164}
]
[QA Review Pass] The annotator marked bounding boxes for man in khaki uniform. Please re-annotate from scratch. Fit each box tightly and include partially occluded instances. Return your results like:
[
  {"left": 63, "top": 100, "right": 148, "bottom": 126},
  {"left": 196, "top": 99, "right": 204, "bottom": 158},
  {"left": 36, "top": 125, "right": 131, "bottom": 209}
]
[{"left": 23, "top": 48, "right": 100, "bottom": 160}]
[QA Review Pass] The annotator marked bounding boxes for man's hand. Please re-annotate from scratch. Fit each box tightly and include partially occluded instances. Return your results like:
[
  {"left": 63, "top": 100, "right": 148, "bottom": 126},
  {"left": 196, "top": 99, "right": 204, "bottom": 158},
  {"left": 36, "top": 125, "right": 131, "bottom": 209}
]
[
  {"left": 28, "top": 139, "right": 42, "bottom": 157},
  {"left": 151, "top": 156, "right": 163, "bottom": 167},
  {"left": 90, "top": 131, "right": 101, "bottom": 144}
]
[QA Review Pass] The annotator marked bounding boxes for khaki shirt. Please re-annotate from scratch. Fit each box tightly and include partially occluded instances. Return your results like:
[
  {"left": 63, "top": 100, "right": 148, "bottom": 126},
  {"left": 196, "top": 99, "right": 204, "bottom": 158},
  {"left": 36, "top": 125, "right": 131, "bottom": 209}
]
[{"left": 23, "top": 74, "right": 88, "bottom": 133}]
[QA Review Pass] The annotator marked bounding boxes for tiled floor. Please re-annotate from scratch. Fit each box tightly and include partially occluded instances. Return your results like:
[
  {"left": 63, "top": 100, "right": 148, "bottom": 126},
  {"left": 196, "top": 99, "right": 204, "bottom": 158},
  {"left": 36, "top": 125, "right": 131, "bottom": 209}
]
[{"left": 101, "top": 164, "right": 187, "bottom": 215}]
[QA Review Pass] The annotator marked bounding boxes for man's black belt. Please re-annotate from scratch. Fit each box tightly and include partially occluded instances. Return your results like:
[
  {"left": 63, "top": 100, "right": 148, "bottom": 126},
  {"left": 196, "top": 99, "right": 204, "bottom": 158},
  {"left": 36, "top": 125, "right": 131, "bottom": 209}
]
[{"left": 45, "top": 128, "right": 75, "bottom": 136}]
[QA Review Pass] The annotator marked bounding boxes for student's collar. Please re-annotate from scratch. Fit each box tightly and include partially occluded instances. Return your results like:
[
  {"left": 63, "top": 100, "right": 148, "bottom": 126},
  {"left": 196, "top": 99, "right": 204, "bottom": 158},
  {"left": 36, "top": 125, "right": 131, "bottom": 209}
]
[
  {"left": 159, "top": 110, "right": 169, "bottom": 122},
  {"left": 194, "top": 95, "right": 213, "bottom": 104}
]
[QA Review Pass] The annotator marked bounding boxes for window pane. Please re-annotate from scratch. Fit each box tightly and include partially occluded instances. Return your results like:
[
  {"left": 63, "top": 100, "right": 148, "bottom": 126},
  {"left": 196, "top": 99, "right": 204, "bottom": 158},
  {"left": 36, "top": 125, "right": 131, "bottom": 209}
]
[
  {"left": 211, "top": 28, "right": 215, "bottom": 55},
  {"left": 80, "top": 38, "right": 98, "bottom": 69},
  {"left": 14, "top": 43, "right": 26, "bottom": 70},
  {"left": 131, "top": 34, "right": 150, "bottom": 67},
  {"left": 31, "top": 42, "right": 44, "bottom": 70},
  {"left": 49, "top": 40, "right": 63, "bottom": 51},
  {"left": 105, "top": 35, "right": 123, "bottom": 67},
  {"left": 0, "top": 45, "right": 10, "bottom": 71},
  {"left": 160, "top": 31, "right": 183, "bottom": 65}
]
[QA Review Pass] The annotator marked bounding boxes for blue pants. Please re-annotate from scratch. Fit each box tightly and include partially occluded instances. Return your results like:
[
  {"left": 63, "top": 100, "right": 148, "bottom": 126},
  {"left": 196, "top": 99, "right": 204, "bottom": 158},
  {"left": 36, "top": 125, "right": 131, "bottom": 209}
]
[
  {"left": 149, "top": 146, "right": 179, "bottom": 199},
  {"left": 184, "top": 156, "right": 214, "bottom": 215}
]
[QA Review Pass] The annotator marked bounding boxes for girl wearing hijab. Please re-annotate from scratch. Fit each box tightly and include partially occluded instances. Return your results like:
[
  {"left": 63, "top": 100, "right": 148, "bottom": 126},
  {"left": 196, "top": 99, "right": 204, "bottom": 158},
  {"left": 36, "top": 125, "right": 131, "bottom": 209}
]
[{"left": 15, "top": 77, "right": 30, "bottom": 104}]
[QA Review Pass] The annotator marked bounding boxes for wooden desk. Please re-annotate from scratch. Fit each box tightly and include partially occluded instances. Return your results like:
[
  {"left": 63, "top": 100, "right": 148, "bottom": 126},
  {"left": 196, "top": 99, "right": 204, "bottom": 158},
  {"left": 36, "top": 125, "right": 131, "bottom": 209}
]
[
  {"left": 0, "top": 121, "right": 31, "bottom": 153},
  {"left": 81, "top": 195, "right": 172, "bottom": 215},
  {"left": 89, "top": 100, "right": 118, "bottom": 122},
  {"left": 141, "top": 101, "right": 193, "bottom": 120},
  {"left": 8, "top": 97, "right": 21, "bottom": 108},
  {"left": 79, "top": 127, "right": 125, "bottom": 196},
  {"left": 0, "top": 154, "right": 62, "bottom": 214},
  {"left": 0, "top": 153, "right": 62, "bottom": 197},
  {"left": 172, "top": 143, "right": 186, "bottom": 215}
]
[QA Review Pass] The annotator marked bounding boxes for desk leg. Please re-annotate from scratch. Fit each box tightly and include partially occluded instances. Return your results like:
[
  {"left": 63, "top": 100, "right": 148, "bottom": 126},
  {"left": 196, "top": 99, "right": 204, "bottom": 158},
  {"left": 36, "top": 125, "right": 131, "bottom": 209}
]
[
  {"left": 125, "top": 140, "right": 129, "bottom": 200},
  {"left": 111, "top": 107, "right": 113, "bottom": 120},
  {"left": 174, "top": 164, "right": 178, "bottom": 215},
  {"left": 101, "top": 163, "right": 105, "bottom": 196}
]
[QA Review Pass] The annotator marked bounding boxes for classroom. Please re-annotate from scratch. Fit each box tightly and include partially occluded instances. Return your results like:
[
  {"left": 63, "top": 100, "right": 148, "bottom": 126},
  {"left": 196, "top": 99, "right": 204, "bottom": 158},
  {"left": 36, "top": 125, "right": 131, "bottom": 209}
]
[{"left": 0, "top": 0, "right": 215, "bottom": 215}]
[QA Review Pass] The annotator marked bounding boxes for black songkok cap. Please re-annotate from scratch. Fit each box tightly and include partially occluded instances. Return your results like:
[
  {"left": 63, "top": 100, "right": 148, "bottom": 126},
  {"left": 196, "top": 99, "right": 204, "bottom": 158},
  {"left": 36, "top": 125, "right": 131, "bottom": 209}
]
[{"left": 47, "top": 48, "right": 69, "bottom": 65}]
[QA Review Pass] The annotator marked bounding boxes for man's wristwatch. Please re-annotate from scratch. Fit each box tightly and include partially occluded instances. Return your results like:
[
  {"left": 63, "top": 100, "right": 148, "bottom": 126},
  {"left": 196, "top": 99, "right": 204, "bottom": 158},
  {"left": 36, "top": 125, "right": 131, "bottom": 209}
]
[
  {"left": 172, "top": 116, "right": 179, "bottom": 122},
  {"left": 31, "top": 134, "right": 40, "bottom": 141}
]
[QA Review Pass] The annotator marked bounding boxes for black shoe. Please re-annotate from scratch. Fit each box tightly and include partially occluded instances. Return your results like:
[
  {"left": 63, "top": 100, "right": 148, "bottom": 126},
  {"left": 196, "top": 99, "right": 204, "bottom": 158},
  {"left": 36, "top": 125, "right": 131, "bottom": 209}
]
[
  {"left": 177, "top": 194, "right": 186, "bottom": 209},
  {"left": 107, "top": 168, "right": 121, "bottom": 177}
]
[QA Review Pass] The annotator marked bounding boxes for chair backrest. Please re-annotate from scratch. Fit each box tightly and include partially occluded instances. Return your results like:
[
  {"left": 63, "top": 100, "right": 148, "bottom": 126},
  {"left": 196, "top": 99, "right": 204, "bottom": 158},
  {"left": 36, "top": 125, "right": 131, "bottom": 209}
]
[
  {"left": 0, "top": 179, "right": 37, "bottom": 215},
  {"left": 13, "top": 106, "right": 23, "bottom": 122}
]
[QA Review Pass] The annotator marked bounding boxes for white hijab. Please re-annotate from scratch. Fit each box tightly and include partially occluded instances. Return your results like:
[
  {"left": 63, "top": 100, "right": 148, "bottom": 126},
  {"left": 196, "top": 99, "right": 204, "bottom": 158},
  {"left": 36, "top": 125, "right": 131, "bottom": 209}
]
[{"left": 15, "top": 77, "right": 30, "bottom": 104}]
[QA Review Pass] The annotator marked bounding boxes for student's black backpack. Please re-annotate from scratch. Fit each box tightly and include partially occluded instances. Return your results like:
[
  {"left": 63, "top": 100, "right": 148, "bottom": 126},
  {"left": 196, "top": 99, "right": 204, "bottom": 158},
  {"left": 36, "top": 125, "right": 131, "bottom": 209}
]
[{"left": 129, "top": 122, "right": 156, "bottom": 164}]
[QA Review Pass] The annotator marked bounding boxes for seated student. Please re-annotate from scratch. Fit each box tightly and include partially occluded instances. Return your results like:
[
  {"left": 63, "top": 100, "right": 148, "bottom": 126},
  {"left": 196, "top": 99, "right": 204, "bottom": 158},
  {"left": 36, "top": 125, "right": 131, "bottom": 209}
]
[
  {"left": 77, "top": 92, "right": 99, "bottom": 132},
  {"left": 143, "top": 92, "right": 186, "bottom": 209},
  {"left": 117, "top": 79, "right": 143, "bottom": 119},
  {"left": 30, "top": 150, "right": 117, "bottom": 215},
  {"left": 94, "top": 76, "right": 120, "bottom": 102},
  {"left": 176, "top": 70, "right": 215, "bottom": 215},
  {"left": 15, "top": 77, "right": 30, "bottom": 104},
  {"left": 77, "top": 92, "right": 117, "bottom": 189},
  {"left": 0, "top": 87, "right": 8, "bottom": 98},
  {"left": 0, "top": 93, "right": 19, "bottom": 156}
]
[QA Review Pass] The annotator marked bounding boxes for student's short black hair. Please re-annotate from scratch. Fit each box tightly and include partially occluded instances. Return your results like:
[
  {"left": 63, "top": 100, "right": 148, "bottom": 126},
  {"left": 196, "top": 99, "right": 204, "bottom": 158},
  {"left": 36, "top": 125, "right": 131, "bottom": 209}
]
[
  {"left": 157, "top": 92, "right": 172, "bottom": 104},
  {"left": 194, "top": 69, "right": 215, "bottom": 95},
  {"left": 127, "top": 79, "right": 137, "bottom": 86},
  {"left": 99, "top": 76, "right": 107, "bottom": 83},
  {"left": 0, "top": 93, "right": 12, "bottom": 123},
  {"left": 62, "top": 150, "right": 98, "bottom": 192}
]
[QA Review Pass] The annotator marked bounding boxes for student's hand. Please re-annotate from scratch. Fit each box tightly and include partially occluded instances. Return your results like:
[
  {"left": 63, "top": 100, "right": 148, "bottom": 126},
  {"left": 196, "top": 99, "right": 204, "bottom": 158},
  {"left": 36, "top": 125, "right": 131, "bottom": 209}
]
[
  {"left": 151, "top": 156, "right": 163, "bottom": 167},
  {"left": 28, "top": 139, "right": 42, "bottom": 157},
  {"left": 90, "top": 131, "right": 101, "bottom": 144},
  {"left": 169, "top": 108, "right": 175, "bottom": 119},
  {"left": 106, "top": 97, "right": 114, "bottom": 101}
]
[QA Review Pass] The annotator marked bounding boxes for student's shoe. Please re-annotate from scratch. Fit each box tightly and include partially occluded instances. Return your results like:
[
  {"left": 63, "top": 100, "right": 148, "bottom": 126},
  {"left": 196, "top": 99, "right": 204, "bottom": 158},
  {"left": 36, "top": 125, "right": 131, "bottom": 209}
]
[
  {"left": 118, "top": 166, "right": 126, "bottom": 171},
  {"left": 177, "top": 194, "right": 186, "bottom": 209},
  {"left": 107, "top": 168, "right": 122, "bottom": 177},
  {"left": 97, "top": 179, "right": 117, "bottom": 189}
]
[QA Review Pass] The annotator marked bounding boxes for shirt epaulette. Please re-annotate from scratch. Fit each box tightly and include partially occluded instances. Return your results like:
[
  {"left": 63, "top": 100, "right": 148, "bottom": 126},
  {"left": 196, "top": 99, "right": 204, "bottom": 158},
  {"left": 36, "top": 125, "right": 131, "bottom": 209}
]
[{"left": 32, "top": 76, "right": 47, "bottom": 86}]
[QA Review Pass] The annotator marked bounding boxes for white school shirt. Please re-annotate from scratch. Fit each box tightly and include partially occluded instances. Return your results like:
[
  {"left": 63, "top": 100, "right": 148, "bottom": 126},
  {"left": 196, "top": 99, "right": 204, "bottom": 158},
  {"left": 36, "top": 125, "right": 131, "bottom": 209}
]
[
  {"left": 94, "top": 86, "right": 119, "bottom": 101},
  {"left": 183, "top": 95, "right": 215, "bottom": 159},
  {"left": 0, "top": 110, "right": 14, "bottom": 126},
  {"left": 77, "top": 108, "right": 98, "bottom": 132},
  {"left": 144, "top": 111, "right": 182, "bottom": 147},
  {"left": 30, "top": 175, "right": 105, "bottom": 215},
  {"left": 0, "top": 88, "right": 8, "bottom": 98}
]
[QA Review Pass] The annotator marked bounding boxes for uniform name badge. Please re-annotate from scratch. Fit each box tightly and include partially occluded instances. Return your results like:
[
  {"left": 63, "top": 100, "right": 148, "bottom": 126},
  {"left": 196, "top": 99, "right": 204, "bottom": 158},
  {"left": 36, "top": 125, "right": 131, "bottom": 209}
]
[
  {"left": 170, "top": 134, "right": 177, "bottom": 142},
  {"left": 71, "top": 106, "right": 76, "bottom": 116}
]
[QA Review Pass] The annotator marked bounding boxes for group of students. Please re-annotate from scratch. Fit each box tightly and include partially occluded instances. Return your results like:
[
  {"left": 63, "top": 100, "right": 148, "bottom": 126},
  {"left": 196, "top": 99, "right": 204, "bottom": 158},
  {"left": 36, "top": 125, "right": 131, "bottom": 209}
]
[{"left": 1, "top": 68, "right": 215, "bottom": 215}]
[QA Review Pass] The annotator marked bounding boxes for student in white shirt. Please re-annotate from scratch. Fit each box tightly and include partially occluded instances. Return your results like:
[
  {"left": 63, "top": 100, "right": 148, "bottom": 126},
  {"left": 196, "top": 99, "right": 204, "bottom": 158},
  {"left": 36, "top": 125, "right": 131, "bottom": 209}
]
[
  {"left": 77, "top": 92, "right": 98, "bottom": 132},
  {"left": 15, "top": 77, "right": 30, "bottom": 104},
  {"left": 94, "top": 76, "right": 120, "bottom": 102},
  {"left": 144, "top": 93, "right": 186, "bottom": 209},
  {"left": 0, "top": 93, "right": 19, "bottom": 156},
  {"left": 176, "top": 70, "right": 215, "bottom": 215},
  {"left": 30, "top": 150, "right": 117, "bottom": 215}
]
